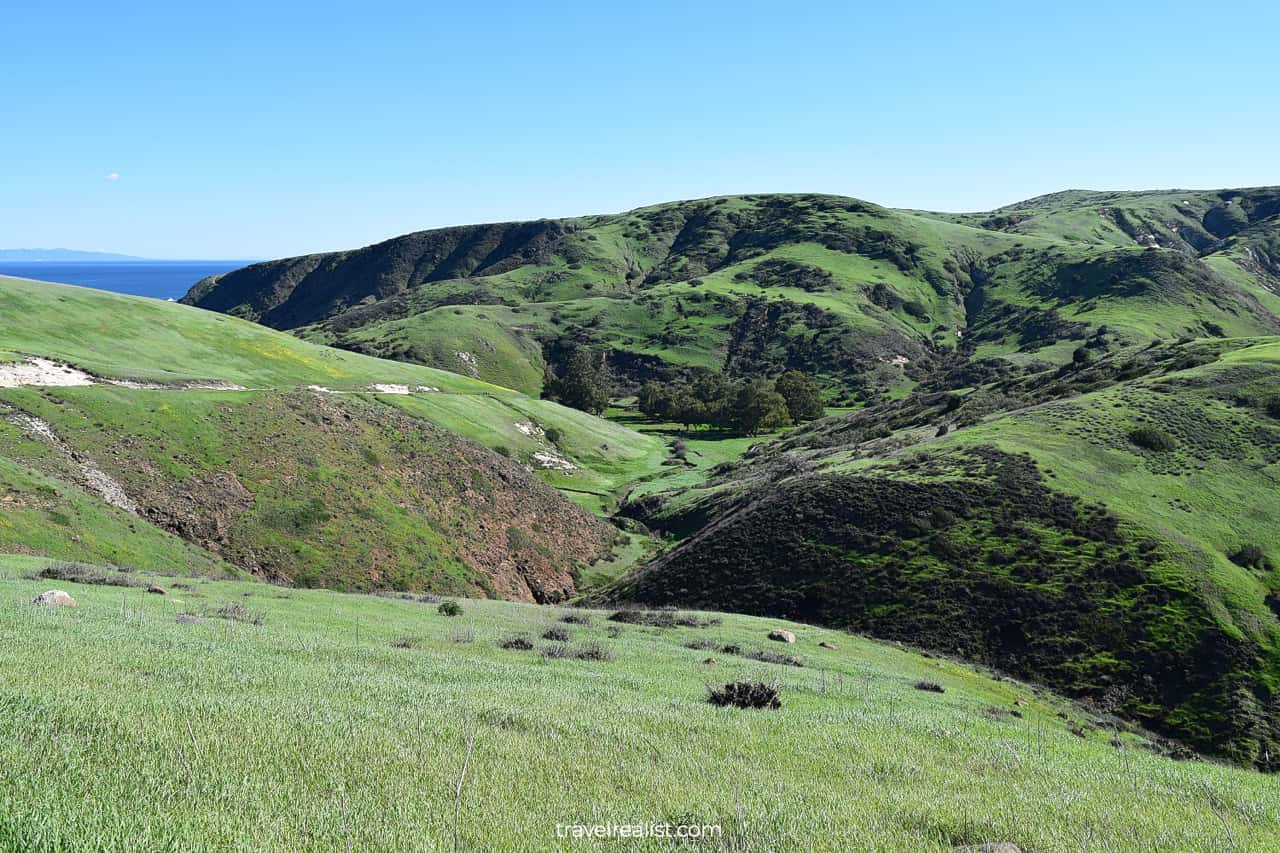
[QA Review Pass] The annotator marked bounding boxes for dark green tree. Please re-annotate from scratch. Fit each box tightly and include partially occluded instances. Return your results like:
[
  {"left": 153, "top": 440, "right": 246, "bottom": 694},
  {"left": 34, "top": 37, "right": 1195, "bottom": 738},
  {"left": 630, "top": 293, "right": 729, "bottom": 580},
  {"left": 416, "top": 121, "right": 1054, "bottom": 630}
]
[
  {"left": 774, "top": 370, "right": 824, "bottom": 422},
  {"left": 729, "top": 380, "right": 793, "bottom": 436},
  {"left": 544, "top": 346, "right": 609, "bottom": 414}
]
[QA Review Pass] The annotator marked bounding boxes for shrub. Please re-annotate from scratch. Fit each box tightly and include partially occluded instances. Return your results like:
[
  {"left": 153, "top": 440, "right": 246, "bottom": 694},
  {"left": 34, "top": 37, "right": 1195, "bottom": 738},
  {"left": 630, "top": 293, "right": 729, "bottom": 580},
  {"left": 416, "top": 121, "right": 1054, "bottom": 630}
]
[
  {"left": 437, "top": 600, "right": 463, "bottom": 617},
  {"left": 1128, "top": 426, "right": 1176, "bottom": 452},
  {"left": 37, "top": 562, "right": 143, "bottom": 588},
  {"left": 609, "top": 609, "right": 675, "bottom": 627},
  {"left": 572, "top": 640, "right": 613, "bottom": 661},
  {"left": 541, "top": 641, "right": 614, "bottom": 661},
  {"left": 743, "top": 649, "right": 803, "bottom": 668},
  {"left": 914, "top": 680, "right": 945, "bottom": 693},
  {"left": 544, "top": 427, "right": 563, "bottom": 445},
  {"left": 542, "top": 626, "right": 570, "bottom": 642},
  {"left": 500, "top": 635, "right": 534, "bottom": 651},
  {"left": 390, "top": 637, "right": 418, "bottom": 649},
  {"left": 707, "top": 682, "right": 781, "bottom": 710},
  {"left": 1230, "top": 544, "right": 1270, "bottom": 570},
  {"left": 494, "top": 445, "right": 511, "bottom": 458},
  {"left": 560, "top": 612, "right": 592, "bottom": 625},
  {"left": 213, "top": 601, "right": 265, "bottom": 626}
]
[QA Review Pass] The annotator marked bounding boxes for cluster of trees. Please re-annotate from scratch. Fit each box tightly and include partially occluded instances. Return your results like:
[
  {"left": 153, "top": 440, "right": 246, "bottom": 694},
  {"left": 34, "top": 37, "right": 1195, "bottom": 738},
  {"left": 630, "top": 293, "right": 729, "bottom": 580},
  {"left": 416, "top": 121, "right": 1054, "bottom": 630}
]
[
  {"left": 542, "top": 345, "right": 609, "bottom": 414},
  {"left": 638, "top": 369, "right": 824, "bottom": 435}
]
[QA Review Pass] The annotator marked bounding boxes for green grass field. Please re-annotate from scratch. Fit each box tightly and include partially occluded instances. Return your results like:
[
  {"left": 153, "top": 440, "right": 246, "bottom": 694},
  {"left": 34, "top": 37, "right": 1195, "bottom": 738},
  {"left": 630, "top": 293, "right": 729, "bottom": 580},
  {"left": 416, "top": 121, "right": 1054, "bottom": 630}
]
[{"left": 2, "top": 555, "right": 1276, "bottom": 851}]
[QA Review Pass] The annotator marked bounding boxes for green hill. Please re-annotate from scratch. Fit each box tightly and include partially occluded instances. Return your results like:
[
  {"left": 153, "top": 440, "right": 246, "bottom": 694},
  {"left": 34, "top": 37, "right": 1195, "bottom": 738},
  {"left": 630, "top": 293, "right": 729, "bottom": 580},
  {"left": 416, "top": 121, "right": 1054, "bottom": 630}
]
[
  {"left": 606, "top": 338, "right": 1280, "bottom": 767},
  {"left": 0, "top": 276, "right": 667, "bottom": 597},
  {"left": 3, "top": 554, "right": 1277, "bottom": 850},
  {"left": 180, "top": 188, "right": 1280, "bottom": 768},
  {"left": 183, "top": 189, "right": 1280, "bottom": 402}
]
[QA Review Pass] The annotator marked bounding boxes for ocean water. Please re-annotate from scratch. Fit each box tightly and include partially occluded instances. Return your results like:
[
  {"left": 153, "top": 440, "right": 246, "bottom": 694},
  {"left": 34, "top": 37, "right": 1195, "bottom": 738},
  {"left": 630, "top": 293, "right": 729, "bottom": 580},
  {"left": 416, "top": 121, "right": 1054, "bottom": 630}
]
[{"left": 0, "top": 260, "right": 254, "bottom": 301}]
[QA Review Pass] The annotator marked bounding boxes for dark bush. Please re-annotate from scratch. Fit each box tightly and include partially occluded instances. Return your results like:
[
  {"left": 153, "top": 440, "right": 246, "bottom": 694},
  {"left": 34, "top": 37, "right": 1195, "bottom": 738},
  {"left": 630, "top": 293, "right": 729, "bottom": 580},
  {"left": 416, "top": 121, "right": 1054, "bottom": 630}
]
[
  {"left": 390, "top": 637, "right": 418, "bottom": 649},
  {"left": 1230, "top": 544, "right": 1269, "bottom": 570},
  {"left": 742, "top": 649, "right": 804, "bottom": 667},
  {"left": 500, "top": 635, "right": 534, "bottom": 651},
  {"left": 37, "top": 562, "right": 143, "bottom": 588},
  {"left": 560, "top": 612, "right": 592, "bottom": 625},
  {"left": 914, "top": 680, "right": 945, "bottom": 693},
  {"left": 609, "top": 609, "right": 675, "bottom": 627},
  {"left": 1128, "top": 426, "right": 1176, "bottom": 452},
  {"left": 437, "top": 600, "right": 463, "bottom": 617},
  {"left": 542, "top": 626, "right": 570, "bottom": 642},
  {"left": 708, "top": 681, "right": 781, "bottom": 710}
]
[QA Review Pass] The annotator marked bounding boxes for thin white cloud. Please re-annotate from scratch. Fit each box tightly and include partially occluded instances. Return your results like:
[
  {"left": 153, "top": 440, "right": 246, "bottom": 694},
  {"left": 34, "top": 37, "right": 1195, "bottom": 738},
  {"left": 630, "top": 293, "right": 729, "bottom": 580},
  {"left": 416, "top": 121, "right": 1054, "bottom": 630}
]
[{"left": 105, "top": 172, "right": 120, "bottom": 182}]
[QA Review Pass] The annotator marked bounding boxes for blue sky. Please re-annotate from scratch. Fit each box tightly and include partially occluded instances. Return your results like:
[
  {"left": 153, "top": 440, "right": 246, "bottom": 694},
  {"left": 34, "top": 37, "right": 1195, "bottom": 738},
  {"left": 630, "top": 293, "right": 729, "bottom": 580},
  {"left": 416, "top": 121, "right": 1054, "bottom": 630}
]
[{"left": 2, "top": 0, "right": 1277, "bottom": 258}]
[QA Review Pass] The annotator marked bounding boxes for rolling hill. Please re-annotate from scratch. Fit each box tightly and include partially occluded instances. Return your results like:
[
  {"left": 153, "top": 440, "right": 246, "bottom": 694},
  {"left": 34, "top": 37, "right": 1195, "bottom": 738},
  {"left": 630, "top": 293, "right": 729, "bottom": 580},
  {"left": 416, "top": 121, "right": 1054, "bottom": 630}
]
[
  {"left": 605, "top": 337, "right": 1280, "bottom": 767},
  {"left": 0, "top": 275, "right": 667, "bottom": 599},
  {"left": 183, "top": 188, "right": 1280, "bottom": 402},
  {"left": 180, "top": 187, "right": 1280, "bottom": 768}
]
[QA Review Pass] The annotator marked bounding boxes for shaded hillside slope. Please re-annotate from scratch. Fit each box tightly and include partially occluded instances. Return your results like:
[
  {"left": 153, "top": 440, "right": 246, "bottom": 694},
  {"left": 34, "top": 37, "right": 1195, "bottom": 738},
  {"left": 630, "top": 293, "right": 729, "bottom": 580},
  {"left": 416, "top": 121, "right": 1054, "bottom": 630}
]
[
  {"left": 0, "top": 276, "right": 671, "bottom": 597},
  {"left": 607, "top": 338, "right": 1280, "bottom": 767}
]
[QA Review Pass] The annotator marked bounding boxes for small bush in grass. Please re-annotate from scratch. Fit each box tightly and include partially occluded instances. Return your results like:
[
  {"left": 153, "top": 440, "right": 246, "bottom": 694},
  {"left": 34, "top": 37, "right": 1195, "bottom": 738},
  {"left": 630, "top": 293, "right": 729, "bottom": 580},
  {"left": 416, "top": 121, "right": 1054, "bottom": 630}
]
[
  {"left": 37, "top": 562, "right": 143, "bottom": 588},
  {"left": 606, "top": 625, "right": 624, "bottom": 639},
  {"left": 743, "top": 649, "right": 803, "bottom": 667},
  {"left": 1129, "top": 426, "right": 1176, "bottom": 452},
  {"left": 914, "top": 680, "right": 945, "bottom": 693},
  {"left": 500, "top": 635, "right": 534, "bottom": 651},
  {"left": 545, "top": 427, "right": 563, "bottom": 445},
  {"left": 609, "top": 609, "right": 675, "bottom": 627},
  {"left": 720, "top": 644, "right": 742, "bottom": 655},
  {"left": 494, "top": 445, "right": 511, "bottom": 458},
  {"left": 213, "top": 601, "right": 265, "bottom": 626},
  {"left": 390, "top": 636, "right": 418, "bottom": 650},
  {"left": 560, "top": 612, "right": 592, "bottom": 625},
  {"left": 573, "top": 640, "right": 613, "bottom": 661},
  {"left": 542, "top": 641, "right": 613, "bottom": 661},
  {"left": 685, "top": 639, "right": 717, "bottom": 651},
  {"left": 675, "top": 614, "right": 721, "bottom": 628},
  {"left": 609, "top": 609, "right": 719, "bottom": 628},
  {"left": 437, "top": 600, "right": 463, "bottom": 617},
  {"left": 708, "top": 682, "right": 781, "bottom": 710},
  {"left": 542, "top": 626, "right": 570, "bottom": 642}
]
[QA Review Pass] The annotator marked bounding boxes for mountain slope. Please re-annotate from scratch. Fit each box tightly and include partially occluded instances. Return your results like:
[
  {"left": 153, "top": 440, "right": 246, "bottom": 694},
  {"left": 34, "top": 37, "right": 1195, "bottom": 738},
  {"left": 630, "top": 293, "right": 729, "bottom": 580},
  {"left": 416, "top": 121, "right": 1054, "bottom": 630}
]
[
  {"left": 606, "top": 338, "right": 1280, "bottom": 766},
  {"left": 0, "top": 276, "right": 668, "bottom": 598},
  {"left": 184, "top": 189, "right": 1280, "bottom": 402}
]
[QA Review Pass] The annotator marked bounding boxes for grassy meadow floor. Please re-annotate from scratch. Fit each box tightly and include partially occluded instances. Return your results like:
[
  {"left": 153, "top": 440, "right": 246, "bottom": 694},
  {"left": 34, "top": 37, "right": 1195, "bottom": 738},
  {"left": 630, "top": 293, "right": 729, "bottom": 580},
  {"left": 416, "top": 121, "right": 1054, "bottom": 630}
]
[{"left": 1, "top": 556, "right": 1277, "bottom": 851}]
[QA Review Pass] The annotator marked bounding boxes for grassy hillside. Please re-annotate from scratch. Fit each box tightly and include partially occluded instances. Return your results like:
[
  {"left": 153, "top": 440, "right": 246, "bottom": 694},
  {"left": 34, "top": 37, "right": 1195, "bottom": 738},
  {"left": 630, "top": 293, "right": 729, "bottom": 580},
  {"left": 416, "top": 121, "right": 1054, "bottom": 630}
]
[
  {"left": 3, "top": 554, "right": 1278, "bottom": 850},
  {"left": 184, "top": 188, "right": 1280, "bottom": 406},
  {"left": 179, "top": 188, "right": 1280, "bottom": 768},
  {"left": 609, "top": 338, "right": 1280, "bottom": 767},
  {"left": 0, "top": 276, "right": 668, "bottom": 596}
]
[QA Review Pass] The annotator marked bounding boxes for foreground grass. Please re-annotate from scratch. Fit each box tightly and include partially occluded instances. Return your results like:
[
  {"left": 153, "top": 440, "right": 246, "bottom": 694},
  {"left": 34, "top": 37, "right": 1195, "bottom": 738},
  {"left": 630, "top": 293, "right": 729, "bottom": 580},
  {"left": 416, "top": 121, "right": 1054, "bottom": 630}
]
[{"left": 1, "top": 557, "right": 1275, "bottom": 851}]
